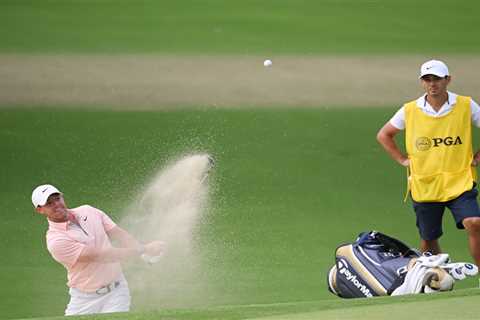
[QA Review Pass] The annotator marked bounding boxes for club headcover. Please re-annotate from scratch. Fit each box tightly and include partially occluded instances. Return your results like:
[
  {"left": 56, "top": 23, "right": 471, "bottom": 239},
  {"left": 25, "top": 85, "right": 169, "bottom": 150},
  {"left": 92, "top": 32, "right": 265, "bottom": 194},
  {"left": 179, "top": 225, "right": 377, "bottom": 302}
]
[
  {"left": 423, "top": 268, "right": 455, "bottom": 292},
  {"left": 442, "top": 262, "right": 478, "bottom": 280}
]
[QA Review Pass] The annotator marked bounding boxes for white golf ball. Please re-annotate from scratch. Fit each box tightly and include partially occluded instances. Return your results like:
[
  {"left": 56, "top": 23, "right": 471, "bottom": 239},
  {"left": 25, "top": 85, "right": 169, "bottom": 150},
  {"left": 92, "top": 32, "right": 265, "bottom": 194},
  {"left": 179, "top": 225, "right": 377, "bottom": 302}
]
[{"left": 263, "top": 59, "right": 272, "bottom": 67}]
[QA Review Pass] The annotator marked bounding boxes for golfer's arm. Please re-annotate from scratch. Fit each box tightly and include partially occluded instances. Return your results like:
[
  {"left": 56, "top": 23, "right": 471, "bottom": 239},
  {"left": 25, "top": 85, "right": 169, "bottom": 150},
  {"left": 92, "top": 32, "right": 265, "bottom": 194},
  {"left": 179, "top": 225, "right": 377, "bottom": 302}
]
[
  {"left": 107, "top": 226, "right": 142, "bottom": 249},
  {"left": 77, "top": 227, "right": 143, "bottom": 263},
  {"left": 77, "top": 245, "right": 140, "bottom": 263},
  {"left": 376, "top": 122, "right": 408, "bottom": 166}
]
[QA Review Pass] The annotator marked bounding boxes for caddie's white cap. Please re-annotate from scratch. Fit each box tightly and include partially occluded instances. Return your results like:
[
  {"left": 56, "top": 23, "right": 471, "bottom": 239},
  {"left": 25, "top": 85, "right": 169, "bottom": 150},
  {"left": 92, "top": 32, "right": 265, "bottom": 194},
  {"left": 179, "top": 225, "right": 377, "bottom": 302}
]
[
  {"left": 31, "top": 184, "right": 61, "bottom": 208},
  {"left": 419, "top": 59, "right": 449, "bottom": 78}
]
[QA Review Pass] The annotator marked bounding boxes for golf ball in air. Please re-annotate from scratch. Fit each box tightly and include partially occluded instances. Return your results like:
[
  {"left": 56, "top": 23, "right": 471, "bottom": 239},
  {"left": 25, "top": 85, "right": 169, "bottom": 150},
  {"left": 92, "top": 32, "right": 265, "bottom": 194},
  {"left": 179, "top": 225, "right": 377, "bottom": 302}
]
[{"left": 263, "top": 59, "right": 272, "bottom": 67}]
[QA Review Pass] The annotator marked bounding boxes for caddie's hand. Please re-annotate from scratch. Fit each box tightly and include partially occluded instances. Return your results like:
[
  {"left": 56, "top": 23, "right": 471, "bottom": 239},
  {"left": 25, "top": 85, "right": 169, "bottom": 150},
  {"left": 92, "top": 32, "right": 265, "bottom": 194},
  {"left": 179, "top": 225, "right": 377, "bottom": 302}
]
[
  {"left": 400, "top": 158, "right": 410, "bottom": 167},
  {"left": 472, "top": 151, "right": 480, "bottom": 166},
  {"left": 144, "top": 240, "right": 165, "bottom": 256}
]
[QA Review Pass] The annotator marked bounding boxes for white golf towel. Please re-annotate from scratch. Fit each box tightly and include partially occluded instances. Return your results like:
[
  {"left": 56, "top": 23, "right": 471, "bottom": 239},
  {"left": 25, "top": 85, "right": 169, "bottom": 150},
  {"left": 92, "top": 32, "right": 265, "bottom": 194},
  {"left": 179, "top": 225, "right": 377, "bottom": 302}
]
[
  {"left": 391, "top": 253, "right": 478, "bottom": 296},
  {"left": 391, "top": 260, "right": 432, "bottom": 295}
]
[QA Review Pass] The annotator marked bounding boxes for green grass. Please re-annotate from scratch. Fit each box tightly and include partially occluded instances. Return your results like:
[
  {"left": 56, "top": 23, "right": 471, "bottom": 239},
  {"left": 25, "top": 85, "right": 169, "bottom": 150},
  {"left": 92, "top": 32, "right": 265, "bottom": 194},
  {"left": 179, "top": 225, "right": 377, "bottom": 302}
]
[
  {"left": 1, "top": 0, "right": 479, "bottom": 54},
  {"left": 3, "top": 1, "right": 480, "bottom": 319},
  {"left": 1, "top": 108, "right": 479, "bottom": 319},
  {"left": 17, "top": 289, "right": 480, "bottom": 320}
]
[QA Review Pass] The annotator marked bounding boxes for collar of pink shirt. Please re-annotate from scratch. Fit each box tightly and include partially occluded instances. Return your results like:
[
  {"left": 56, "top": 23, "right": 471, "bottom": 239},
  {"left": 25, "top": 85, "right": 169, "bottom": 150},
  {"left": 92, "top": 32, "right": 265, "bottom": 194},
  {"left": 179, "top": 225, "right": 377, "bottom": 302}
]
[{"left": 47, "top": 212, "right": 78, "bottom": 231}]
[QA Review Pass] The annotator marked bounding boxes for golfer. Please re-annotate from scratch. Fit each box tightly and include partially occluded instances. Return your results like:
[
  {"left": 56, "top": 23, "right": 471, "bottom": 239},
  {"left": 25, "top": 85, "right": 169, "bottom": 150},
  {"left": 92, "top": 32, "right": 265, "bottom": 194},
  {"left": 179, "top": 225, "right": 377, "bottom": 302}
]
[
  {"left": 32, "top": 184, "right": 164, "bottom": 315},
  {"left": 377, "top": 59, "right": 480, "bottom": 267}
]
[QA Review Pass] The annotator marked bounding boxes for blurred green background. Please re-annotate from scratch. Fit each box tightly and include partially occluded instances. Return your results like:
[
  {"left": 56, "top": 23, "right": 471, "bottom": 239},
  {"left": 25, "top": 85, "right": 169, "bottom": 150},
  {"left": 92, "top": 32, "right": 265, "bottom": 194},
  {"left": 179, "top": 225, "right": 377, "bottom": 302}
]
[{"left": 1, "top": 0, "right": 479, "bottom": 54}]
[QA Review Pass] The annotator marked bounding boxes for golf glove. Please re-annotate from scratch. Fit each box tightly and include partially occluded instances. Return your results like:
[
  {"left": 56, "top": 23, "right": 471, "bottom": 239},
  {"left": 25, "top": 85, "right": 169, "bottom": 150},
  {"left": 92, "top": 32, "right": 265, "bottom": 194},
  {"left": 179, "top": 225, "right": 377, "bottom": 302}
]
[{"left": 141, "top": 253, "right": 163, "bottom": 265}]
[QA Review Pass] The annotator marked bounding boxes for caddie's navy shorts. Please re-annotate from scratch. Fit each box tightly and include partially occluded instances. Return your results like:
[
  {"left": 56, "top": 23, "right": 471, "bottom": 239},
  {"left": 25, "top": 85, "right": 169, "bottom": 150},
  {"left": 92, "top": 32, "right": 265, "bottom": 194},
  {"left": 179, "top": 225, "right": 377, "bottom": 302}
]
[{"left": 412, "top": 183, "right": 480, "bottom": 241}]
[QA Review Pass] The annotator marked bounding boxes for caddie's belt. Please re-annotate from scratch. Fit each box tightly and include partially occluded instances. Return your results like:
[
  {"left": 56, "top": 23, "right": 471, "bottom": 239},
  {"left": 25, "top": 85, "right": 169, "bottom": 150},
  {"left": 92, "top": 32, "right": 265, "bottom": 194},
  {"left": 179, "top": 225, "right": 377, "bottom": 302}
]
[{"left": 95, "top": 281, "right": 120, "bottom": 295}]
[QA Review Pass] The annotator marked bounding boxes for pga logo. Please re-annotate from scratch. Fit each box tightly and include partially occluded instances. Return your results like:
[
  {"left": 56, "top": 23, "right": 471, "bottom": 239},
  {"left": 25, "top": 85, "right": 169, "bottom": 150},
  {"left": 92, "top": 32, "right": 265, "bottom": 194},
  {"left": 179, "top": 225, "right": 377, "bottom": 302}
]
[{"left": 416, "top": 136, "right": 462, "bottom": 151}]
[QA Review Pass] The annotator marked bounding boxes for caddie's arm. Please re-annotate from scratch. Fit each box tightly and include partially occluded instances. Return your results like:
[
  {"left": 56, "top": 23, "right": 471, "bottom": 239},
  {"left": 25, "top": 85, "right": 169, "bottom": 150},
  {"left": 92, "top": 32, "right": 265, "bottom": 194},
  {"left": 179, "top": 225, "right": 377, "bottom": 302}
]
[{"left": 376, "top": 122, "right": 410, "bottom": 167}]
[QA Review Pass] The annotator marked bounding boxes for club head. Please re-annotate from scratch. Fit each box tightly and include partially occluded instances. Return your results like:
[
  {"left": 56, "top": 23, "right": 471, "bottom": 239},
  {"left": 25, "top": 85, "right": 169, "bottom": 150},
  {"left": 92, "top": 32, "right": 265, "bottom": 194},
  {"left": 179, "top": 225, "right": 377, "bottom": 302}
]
[
  {"left": 199, "top": 154, "right": 215, "bottom": 184},
  {"left": 207, "top": 155, "right": 215, "bottom": 169}
]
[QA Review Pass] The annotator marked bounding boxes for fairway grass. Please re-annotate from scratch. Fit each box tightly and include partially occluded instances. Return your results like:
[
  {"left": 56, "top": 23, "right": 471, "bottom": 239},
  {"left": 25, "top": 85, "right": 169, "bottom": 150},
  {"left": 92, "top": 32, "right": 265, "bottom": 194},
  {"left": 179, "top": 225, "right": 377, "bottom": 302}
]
[
  {"left": 255, "top": 293, "right": 480, "bottom": 320},
  {"left": 2, "top": 108, "right": 480, "bottom": 319},
  {"left": 3, "top": 0, "right": 480, "bottom": 319},
  {"left": 1, "top": 0, "right": 479, "bottom": 54},
  {"left": 20, "top": 289, "right": 480, "bottom": 320}
]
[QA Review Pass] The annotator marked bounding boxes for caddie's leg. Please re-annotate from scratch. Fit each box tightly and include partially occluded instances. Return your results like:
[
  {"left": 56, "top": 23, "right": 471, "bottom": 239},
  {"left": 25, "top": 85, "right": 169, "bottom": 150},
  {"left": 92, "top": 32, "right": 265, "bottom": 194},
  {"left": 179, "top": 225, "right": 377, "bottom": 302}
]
[
  {"left": 420, "top": 239, "right": 441, "bottom": 254},
  {"left": 413, "top": 200, "right": 444, "bottom": 254},
  {"left": 448, "top": 185, "right": 480, "bottom": 267},
  {"left": 462, "top": 217, "right": 480, "bottom": 267}
]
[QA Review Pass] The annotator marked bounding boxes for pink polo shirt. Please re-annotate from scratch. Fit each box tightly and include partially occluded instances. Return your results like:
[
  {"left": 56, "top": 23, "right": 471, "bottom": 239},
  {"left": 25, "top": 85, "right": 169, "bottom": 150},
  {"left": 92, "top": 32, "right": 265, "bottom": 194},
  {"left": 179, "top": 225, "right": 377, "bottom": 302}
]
[{"left": 46, "top": 205, "right": 123, "bottom": 293}]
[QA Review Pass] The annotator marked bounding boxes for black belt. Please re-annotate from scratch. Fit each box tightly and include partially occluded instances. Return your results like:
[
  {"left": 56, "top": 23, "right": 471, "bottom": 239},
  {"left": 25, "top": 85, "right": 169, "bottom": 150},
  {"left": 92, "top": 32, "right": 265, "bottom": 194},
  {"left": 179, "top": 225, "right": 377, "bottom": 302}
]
[{"left": 95, "top": 281, "right": 120, "bottom": 295}]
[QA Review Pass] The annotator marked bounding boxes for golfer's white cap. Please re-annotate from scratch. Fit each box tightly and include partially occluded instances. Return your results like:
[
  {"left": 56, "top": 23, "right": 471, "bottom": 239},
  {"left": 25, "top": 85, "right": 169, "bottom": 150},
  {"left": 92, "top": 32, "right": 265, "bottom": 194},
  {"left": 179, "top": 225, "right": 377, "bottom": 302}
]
[
  {"left": 31, "top": 184, "right": 61, "bottom": 208},
  {"left": 419, "top": 60, "right": 449, "bottom": 79}
]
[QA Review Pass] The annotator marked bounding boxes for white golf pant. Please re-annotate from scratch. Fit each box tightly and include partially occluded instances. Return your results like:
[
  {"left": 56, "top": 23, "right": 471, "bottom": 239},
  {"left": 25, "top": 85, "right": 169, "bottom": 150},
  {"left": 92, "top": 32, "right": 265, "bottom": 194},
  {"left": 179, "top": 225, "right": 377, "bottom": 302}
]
[{"left": 65, "top": 277, "right": 131, "bottom": 316}]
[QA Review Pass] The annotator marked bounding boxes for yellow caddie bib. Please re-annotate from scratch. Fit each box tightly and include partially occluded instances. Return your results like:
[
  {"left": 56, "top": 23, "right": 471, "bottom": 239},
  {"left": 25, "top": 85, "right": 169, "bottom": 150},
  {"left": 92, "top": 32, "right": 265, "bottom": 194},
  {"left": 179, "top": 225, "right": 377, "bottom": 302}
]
[{"left": 405, "top": 95, "right": 476, "bottom": 202}]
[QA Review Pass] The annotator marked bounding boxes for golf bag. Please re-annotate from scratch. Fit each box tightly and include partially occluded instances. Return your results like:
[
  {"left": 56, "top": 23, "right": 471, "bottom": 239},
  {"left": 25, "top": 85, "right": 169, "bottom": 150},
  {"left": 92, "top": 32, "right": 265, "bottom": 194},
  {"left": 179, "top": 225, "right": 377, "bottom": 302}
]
[{"left": 327, "top": 231, "right": 420, "bottom": 298}]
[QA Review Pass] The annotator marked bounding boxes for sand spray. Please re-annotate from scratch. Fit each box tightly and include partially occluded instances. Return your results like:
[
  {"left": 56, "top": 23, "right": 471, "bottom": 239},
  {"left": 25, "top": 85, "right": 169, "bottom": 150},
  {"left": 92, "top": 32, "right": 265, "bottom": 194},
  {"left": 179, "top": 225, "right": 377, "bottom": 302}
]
[{"left": 120, "top": 153, "right": 214, "bottom": 308}]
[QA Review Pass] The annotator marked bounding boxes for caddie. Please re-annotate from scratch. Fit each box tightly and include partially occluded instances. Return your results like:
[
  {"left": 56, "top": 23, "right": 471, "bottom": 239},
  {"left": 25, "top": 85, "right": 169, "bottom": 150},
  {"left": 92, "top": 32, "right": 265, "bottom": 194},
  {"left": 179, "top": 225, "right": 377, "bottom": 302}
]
[
  {"left": 376, "top": 59, "right": 480, "bottom": 267},
  {"left": 32, "top": 184, "right": 164, "bottom": 315}
]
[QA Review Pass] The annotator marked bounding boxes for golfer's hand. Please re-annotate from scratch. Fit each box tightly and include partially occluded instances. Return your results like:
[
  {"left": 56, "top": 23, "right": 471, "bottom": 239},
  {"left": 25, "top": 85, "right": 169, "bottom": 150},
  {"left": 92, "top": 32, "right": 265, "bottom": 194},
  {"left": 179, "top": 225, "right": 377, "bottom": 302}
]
[
  {"left": 400, "top": 158, "right": 410, "bottom": 167},
  {"left": 144, "top": 240, "right": 165, "bottom": 256}
]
